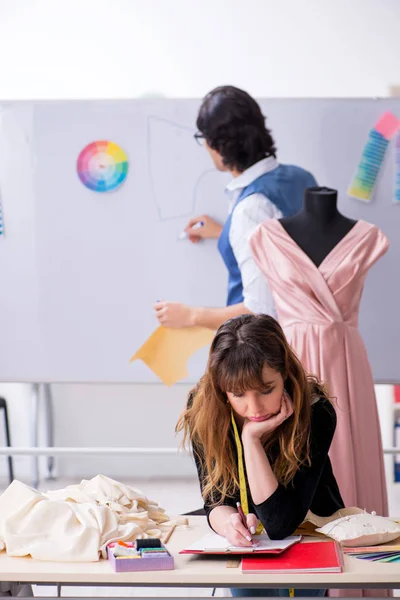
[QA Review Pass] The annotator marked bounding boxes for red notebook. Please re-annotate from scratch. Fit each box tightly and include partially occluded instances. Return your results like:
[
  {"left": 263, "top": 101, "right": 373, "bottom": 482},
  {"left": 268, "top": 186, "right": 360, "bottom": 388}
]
[{"left": 242, "top": 541, "right": 343, "bottom": 573}]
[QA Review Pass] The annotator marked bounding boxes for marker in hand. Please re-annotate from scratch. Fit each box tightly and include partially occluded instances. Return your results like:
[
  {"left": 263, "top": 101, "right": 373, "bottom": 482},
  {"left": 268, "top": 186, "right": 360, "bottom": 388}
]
[
  {"left": 177, "top": 220, "right": 204, "bottom": 240},
  {"left": 236, "top": 502, "right": 253, "bottom": 543}
]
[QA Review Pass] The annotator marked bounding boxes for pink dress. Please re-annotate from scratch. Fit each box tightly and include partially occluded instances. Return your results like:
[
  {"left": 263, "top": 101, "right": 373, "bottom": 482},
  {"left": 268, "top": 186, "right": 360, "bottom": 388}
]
[{"left": 250, "top": 219, "right": 389, "bottom": 518}]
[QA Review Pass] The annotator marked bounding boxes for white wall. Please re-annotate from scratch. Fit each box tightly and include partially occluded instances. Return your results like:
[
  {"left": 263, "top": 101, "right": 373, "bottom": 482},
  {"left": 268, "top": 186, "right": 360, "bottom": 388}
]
[
  {"left": 0, "top": 0, "right": 399, "bottom": 482},
  {"left": 1, "top": 0, "right": 400, "bottom": 100}
]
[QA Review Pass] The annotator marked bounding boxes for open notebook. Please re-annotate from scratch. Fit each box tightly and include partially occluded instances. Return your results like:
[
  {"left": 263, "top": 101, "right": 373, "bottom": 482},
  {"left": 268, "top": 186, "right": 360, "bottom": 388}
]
[{"left": 180, "top": 533, "right": 301, "bottom": 555}]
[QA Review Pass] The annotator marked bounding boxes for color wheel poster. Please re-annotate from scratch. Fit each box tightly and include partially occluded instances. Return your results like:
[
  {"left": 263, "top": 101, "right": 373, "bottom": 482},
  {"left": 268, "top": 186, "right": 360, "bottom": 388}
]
[{"left": 77, "top": 140, "right": 129, "bottom": 192}]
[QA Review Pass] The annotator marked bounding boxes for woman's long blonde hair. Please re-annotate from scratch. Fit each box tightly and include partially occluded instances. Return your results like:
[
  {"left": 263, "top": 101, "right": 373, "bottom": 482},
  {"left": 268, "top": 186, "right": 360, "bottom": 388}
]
[{"left": 176, "top": 314, "right": 328, "bottom": 505}]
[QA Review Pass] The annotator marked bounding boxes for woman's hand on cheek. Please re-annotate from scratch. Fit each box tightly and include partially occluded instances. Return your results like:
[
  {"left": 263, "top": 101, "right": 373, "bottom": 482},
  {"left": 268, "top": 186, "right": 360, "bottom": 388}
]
[{"left": 241, "top": 393, "right": 294, "bottom": 441}]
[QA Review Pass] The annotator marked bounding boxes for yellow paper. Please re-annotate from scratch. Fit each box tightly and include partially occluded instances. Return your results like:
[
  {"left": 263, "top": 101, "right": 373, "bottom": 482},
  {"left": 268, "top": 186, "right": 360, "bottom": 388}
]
[{"left": 130, "top": 326, "right": 215, "bottom": 386}]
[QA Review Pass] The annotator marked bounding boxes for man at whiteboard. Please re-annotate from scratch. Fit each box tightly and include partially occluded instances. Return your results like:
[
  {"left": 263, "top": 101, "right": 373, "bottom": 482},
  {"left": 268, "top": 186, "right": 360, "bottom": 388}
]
[{"left": 155, "top": 86, "right": 316, "bottom": 330}]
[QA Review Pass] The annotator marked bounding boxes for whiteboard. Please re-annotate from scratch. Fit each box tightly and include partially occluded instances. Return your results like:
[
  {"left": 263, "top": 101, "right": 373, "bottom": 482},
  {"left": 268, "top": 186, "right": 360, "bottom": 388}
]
[{"left": 0, "top": 99, "right": 399, "bottom": 383}]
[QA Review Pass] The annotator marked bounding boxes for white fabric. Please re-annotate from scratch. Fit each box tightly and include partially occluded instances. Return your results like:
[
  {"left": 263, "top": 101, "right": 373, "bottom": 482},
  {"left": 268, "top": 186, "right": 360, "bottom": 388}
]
[
  {"left": 0, "top": 475, "right": 170, "bottom": 562},
  {"left": 227, "top": 157, "right": 281, "bottom": 316},
  {"left": 316, "top": 512, "right": 400, "bottom": 547}
]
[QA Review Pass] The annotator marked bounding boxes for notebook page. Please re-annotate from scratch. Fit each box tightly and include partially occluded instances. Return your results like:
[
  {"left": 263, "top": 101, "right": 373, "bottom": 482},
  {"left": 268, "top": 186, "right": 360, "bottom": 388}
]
[{"left": 184, "top": 533, "right": 301, "bottom": 552}]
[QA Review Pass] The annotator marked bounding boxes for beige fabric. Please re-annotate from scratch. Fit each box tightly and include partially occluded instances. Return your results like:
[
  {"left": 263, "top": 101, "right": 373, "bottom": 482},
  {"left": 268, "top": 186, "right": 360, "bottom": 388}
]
[{"left": 0, "top": 475, "right": 170, "bottom": 562}]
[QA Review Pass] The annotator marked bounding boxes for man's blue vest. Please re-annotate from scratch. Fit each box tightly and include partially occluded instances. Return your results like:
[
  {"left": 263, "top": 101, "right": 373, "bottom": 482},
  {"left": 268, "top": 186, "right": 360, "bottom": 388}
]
[{"left": 217, "top": 165, "right": 317, "bottom": 306}]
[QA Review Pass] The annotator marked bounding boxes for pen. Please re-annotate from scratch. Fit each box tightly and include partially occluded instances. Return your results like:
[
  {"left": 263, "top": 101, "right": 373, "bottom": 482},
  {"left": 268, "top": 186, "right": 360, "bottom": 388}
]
[
  {"left": 236, "top": 501, "right": 253, "bottom": 543},
  {"left": 177, "top": 220, "right": 205, "bottom": 240}
]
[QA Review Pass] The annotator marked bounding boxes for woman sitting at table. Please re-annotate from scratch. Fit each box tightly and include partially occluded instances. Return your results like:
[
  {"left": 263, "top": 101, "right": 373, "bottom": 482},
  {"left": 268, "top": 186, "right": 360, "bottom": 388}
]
[{"left": 177, "top": 314, "right": 344, "bottom": 597}]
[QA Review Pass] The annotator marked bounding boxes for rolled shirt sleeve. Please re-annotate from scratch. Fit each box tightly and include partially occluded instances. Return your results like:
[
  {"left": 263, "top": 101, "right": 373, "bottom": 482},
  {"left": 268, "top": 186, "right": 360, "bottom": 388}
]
[{"left": 229, "top": 193, "right": 282, "bottom": 316}]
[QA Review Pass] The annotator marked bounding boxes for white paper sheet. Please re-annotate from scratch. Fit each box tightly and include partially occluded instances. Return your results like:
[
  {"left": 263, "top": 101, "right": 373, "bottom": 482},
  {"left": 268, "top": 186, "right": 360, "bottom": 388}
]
[{"left": 184, "top": 532, "right": 301, "bottom": 553}]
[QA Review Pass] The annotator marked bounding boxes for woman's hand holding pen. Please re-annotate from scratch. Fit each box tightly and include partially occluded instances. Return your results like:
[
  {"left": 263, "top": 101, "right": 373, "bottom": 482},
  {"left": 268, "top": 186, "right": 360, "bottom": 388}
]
[
  {"left": 185, "top": 215, "right": 223, "bottom": 243},
  {"left": 222, "top": 510, "right": 259, "bottom": 548}
]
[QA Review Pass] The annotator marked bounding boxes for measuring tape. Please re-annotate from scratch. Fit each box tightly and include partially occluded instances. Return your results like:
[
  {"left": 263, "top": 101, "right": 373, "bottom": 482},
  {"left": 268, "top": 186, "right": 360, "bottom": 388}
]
[
  {"left": 231, "top": 412, "right": 297, "bottom": 598},
  {"left": 231, "top": 412, "right": 264, "bottom": 535}
]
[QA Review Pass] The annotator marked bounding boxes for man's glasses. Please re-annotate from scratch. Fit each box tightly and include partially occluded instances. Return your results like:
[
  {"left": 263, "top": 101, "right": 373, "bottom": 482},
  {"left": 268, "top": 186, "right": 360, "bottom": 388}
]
[{"left": 194, "top": 132, "right": 205, "bottom": 146}]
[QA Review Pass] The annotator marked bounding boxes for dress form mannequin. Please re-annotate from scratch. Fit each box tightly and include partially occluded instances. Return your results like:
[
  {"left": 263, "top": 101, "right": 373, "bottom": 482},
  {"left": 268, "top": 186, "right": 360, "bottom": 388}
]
[
  {"left": 250, "top": 194, "right": 390, "bottom": 548},
  {"left": 279, "top": 187, "right": 357, "bottom": 267}
]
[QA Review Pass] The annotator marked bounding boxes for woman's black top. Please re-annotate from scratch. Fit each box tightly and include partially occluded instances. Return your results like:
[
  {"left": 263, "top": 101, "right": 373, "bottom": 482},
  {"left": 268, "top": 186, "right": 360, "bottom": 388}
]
[{"left": 192, "top": 398, "right": 344, "bottom": 539}]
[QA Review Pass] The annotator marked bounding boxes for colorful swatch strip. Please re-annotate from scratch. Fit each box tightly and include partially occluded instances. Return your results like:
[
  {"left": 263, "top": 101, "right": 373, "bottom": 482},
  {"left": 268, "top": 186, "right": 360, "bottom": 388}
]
[
  {"left": 0, "top": 187, "right": 3, "bottom": 236},
  {"left": 395, "top": 131, "right": 400, "bottom": 204},
  {"left": 344, "top": 540, "right": 400, "bottom": 563},
  {"left": 346, "top": 551, "right": 400, "bottom": 563},
  {"left": 348, "top": 111, "right": 400, "bottom": 202}
]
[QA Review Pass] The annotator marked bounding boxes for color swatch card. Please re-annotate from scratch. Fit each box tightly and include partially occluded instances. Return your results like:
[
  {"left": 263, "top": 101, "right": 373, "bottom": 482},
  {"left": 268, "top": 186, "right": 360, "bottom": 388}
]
[
  {"left": 348, "top": 111, "right": 400, "bottom": 202},
  {"left": 0, "top": 186, "right": 3, "bottom": 237},
  {"left": 343, "top": 536, "right": 400, "bottom": 562},
  {"left": 395, "top": 131, "right": 400, "bottom": 204},
  {"left": 346, "top": 550, "right": 400, "bottom": 563}
]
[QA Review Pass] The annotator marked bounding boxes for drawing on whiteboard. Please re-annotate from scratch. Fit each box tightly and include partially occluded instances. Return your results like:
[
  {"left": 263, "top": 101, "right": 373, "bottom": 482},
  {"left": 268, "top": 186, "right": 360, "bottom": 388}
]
[
  {"left": 77, "top": 141, "right": 129, "bottom": 192},
  {"left": 147, "top": 115, "right": 219, "bottom": 221}
]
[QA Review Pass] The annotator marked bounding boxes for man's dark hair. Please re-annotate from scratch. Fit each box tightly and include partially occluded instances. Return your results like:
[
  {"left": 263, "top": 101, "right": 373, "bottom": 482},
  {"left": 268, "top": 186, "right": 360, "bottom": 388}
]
[{"left": 196, "top": 85, "right": 277, "bottom": 172}]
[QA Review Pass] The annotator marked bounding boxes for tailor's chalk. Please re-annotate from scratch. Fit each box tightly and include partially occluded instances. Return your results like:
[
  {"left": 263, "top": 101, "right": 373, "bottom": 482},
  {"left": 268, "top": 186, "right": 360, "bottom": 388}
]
[
  {"left": 113, "top": 545, "right": 139, "bottom": 557},
  {"left": 177, "top": 220, "right": 204, "bottom": 240},
  {"left": 136, "top": 538, "right": 162, "bottom": 550}
]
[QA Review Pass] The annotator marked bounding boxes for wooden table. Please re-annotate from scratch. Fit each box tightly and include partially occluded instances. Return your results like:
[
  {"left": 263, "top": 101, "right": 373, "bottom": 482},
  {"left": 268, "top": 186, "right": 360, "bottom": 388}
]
[{"left": 0, "top": 517, "right": 397, "bottom": 592}]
